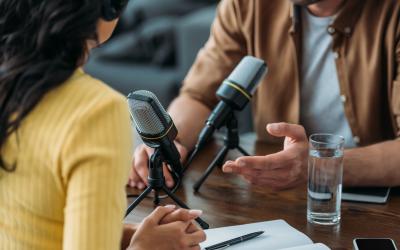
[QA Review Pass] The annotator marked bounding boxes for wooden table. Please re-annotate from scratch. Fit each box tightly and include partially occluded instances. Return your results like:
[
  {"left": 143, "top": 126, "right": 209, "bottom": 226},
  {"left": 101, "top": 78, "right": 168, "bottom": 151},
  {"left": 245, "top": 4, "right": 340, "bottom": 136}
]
[{"left": 126, "top": 138, "right": 400, "bottom": 250}]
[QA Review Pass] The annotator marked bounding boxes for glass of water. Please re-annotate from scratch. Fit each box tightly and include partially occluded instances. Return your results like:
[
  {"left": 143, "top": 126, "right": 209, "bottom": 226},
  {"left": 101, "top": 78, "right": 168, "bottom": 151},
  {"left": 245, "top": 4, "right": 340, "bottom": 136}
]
[{"left": 307, "top": 133, "right": 344, "bottom": 225}]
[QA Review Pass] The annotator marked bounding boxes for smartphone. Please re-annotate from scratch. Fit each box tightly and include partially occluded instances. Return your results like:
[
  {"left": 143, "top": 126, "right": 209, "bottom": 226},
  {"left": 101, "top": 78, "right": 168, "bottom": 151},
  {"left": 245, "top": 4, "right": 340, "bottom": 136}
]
[
  {"left": 342, "top": 187, "right": 391, "bottom": 204},
  {"left": 353, "top": 238, "right": 397, "bottom": 250}
]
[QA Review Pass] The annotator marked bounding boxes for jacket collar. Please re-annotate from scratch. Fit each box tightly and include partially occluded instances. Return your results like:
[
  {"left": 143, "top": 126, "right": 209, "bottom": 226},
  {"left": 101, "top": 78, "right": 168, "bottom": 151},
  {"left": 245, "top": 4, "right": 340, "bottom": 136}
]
[{"left": 290, "top": 0, "right": 365, "bottom": 36}]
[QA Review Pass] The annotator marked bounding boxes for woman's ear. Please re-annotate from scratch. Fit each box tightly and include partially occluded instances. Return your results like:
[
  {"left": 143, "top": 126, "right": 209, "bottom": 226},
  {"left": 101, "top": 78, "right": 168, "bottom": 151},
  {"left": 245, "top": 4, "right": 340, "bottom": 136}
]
[{"left": 96, "top": 18, "right": 119, "bottom": 44}]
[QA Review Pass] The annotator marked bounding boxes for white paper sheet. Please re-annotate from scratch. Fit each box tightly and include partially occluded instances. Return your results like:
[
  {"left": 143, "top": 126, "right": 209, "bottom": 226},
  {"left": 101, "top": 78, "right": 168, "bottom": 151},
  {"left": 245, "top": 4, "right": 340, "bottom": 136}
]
[
  {"left": 200, "top": 220, "right": 315, "bottom": 250},
  {"left": 280, "top": 243, "right": 331, "bottom": 250}
]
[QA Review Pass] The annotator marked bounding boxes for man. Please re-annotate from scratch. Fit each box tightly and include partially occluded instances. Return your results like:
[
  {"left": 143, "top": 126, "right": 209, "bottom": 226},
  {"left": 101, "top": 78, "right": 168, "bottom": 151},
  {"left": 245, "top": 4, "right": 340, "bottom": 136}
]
[{"left": 129, "top": 0, "right": 400, "bottom": 190}]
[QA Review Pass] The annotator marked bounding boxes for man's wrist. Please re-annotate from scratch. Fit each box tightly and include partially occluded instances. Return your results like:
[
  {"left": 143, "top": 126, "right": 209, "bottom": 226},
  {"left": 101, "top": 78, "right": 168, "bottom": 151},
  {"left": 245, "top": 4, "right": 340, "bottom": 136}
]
[{"left": 175, "top": 137, "right": 192, "bottom": 152}]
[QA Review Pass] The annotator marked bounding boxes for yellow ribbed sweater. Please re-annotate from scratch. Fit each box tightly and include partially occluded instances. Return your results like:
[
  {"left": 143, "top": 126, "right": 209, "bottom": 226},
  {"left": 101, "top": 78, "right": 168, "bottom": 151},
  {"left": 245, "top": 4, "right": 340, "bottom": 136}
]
[{"left": 0, "top": 69, "right": 133, "bottom": 250}]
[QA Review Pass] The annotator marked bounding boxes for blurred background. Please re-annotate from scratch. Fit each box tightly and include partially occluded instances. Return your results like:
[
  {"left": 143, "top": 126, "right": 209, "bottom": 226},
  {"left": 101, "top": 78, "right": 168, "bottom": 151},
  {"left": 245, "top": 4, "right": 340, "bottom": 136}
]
[
  {"left": 85, "top": 0, "right": 218, "bottom": 106},
  {"left": 85, "top": 0, "right": 254, "bottom": 133},
  {"left": 85, "top": 0, "right": 253, "bottom": 133}
]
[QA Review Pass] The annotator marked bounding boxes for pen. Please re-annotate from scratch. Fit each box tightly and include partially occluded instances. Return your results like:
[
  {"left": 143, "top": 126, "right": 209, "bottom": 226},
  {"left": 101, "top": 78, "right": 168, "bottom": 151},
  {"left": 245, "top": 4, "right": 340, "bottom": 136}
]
[{"left": 205, "top": 231, "right": 264, "bottom": 250}]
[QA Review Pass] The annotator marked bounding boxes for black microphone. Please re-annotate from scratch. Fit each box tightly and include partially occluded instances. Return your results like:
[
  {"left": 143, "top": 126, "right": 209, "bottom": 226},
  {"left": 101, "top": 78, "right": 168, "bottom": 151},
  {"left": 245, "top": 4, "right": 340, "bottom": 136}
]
[
  {"left": 194, "top": 56, "right": 267, "bottom": 151},
  {"left": 127, "top": 90, "right": 183, "bottom": 177}
]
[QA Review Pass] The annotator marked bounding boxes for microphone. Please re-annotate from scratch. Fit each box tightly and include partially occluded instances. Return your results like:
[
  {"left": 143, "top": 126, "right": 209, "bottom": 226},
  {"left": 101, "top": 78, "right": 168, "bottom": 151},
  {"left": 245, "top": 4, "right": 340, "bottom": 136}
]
[
  {"left": 127, "top": 90, "right": 183, "bottom": 177},
  {"left": 126, "top": 90, "right": 210, "bottom": 229},
  {"left": 194, "top": 56, "right": 267, "bottom": 151}
]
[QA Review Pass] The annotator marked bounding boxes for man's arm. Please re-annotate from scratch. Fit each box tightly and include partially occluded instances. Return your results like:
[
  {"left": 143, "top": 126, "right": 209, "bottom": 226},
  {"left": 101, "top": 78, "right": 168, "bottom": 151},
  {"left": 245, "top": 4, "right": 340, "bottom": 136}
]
[
  {"left": 168, "top": 95, "right": 211, "bottom": 150},
  {"left": 341, "top": 20, "right": 400, "bottom": 187},
  {"left": 344, "top": 31, "right": 400, "bottom": 186},
  {"left": 343, "top": 140, "right": 400, "bottom": 186},
  {"left": 223, "top": 21, "right": 400, "bottom": 189},
  {"left": 223, "top": 124, "right": 400, "bottom": 190}
]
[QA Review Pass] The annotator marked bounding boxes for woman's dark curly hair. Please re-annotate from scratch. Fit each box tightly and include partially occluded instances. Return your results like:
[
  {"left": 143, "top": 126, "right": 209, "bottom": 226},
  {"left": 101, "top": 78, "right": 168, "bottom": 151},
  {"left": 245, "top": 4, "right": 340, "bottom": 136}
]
[{"left": 0, "top": 0, "right": 103, "bottom": 171}]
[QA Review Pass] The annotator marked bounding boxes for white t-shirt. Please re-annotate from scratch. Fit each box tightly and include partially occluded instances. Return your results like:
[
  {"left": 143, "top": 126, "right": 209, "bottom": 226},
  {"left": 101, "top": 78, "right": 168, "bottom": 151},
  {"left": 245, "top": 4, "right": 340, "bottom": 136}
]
[{"left": 300, "top": 8, "right": 356, "bottom": 148}]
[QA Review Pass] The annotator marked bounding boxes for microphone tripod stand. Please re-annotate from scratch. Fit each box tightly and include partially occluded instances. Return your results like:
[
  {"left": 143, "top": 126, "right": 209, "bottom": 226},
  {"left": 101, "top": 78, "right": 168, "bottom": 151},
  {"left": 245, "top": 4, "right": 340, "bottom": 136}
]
[
  {"left": 193, "top": 112, "right": 250, "bottom": 192},
  {"left": 125, "top": 148, "right": 210, "bottom": 229}
]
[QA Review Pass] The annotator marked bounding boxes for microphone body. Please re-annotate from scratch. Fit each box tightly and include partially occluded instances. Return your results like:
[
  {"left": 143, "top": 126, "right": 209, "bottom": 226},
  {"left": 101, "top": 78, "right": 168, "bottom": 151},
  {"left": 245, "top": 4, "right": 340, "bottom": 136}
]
[
  {"left": 127, "top": 90, "right": 183, "bottom": 176},
  {"left": 195, "top": 56, "right": 268, "bottom": 150}
]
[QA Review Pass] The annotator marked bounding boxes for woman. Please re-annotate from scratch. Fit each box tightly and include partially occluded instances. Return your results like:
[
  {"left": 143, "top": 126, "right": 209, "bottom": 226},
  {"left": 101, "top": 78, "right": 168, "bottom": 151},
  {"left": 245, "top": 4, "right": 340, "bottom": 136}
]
[{"left": 0, "top": 1, "right": 205, "bottom": 249}]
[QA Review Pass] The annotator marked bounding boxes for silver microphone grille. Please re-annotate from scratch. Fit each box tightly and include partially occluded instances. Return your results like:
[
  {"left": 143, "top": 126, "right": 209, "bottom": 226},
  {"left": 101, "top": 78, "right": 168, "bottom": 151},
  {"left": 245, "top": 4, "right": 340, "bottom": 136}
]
[{"left": 127, "top": 90, "right": 172, "bottom": 135}]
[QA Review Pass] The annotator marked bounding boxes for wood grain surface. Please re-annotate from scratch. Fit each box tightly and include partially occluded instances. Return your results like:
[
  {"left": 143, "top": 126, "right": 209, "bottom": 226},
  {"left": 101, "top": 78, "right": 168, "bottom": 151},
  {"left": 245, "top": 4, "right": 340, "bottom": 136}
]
[{"left": 126, "top": 137, "right": 400, "bottom": 250}]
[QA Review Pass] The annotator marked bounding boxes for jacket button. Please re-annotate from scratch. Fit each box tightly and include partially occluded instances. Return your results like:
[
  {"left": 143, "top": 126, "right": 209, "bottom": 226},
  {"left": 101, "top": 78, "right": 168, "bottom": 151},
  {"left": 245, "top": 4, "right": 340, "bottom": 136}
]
[
  {"left": 340, "top": 95, "right": 347, "bottom": 103},
  {"left": 334, "top": 52, "right": 340, "bottom": 59},
  {"left": 344, "top": 27, "right": 352, "bottom": 35},
  {"left": 353, "top": 136, "right": 360, "bottom": 144},
  {"left": 328, "top": 26, "right": 336, "bottom": 34}
]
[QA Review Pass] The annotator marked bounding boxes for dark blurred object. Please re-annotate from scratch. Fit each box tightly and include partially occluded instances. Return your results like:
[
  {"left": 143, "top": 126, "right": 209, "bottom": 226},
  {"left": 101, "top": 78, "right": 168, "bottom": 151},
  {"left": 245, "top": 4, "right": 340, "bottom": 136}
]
[
  {"left": 117, "top": 0, "right": 218, "bottom": 32},
  {"left": 85, "top": 0, "right": 217, "bottom": 106},
  {"left": 95, "top": 18, "right": 177, "bottom": 67}
]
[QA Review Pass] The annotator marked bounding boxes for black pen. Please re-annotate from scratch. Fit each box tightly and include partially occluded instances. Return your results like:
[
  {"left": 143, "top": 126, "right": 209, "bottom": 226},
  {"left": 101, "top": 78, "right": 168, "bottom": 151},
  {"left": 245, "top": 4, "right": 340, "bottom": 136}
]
[{"left": 205, "top": 231, "right": 264, "bottom": 250}]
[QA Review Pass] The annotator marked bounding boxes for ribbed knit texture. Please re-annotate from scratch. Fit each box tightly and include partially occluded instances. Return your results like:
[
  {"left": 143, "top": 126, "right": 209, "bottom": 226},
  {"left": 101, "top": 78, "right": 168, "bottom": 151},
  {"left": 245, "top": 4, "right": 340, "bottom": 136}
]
[{"left": 0, "top": 69, "right": 133, "bottom": 250}]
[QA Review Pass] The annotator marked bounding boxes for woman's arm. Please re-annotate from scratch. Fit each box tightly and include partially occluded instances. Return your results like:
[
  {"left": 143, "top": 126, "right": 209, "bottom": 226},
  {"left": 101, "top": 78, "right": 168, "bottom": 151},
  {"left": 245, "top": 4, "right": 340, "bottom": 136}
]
[{"left": 61, "top": 94, "right": 133, "bottom": 250}]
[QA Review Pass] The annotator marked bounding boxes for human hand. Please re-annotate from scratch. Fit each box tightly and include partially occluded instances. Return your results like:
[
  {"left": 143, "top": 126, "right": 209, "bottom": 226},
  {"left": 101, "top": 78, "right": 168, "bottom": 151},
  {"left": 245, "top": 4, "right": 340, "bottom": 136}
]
[
  {"left": 128, "top": 141, "right": 188, "bottom": 189},
  {"left": 121, "top": 224, "right": 140, "bottom": 250},
  {"left": 222, "top": 123, "right": 309, "bottom": 190},
  {"left": 128, "top": 205, "right": 206, "bottom": 250},
  {"left": 160, "top": 208, "right": 203, "bottom": 233}
]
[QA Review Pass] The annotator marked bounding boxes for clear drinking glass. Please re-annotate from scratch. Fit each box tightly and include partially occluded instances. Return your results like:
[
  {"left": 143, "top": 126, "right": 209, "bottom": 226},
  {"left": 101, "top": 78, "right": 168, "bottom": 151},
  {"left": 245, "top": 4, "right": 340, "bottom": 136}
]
[{"left": 307, "top": 133, "right": 344, "bottom": 225}]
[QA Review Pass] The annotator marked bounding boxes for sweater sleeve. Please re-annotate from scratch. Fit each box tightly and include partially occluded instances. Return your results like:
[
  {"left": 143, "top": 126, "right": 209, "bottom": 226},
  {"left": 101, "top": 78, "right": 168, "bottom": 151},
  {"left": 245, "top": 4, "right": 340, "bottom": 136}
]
[
  {"left": 60, "top": 93, "right": 133, "bottom": 250},
  {"left": 180, "top": 0, "right": 248, "bottom": 109}
]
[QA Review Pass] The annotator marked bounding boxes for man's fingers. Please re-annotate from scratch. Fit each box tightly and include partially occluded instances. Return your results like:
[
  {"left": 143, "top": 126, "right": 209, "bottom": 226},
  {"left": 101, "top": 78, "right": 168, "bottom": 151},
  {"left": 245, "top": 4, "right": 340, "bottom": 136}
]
[
  {"left": 163, "top": 164, "right": 176, "bottom": 188},
  {"left": 144, "top": 145, "right": 155, "bottom": 156},
  {"left": 239, "top": 163, "right": 304, "bottom": 189},
  {"left": 240, "top": 166, "right": 292, "bottom": 181},
  {"left": 132, "top": 144, "right": 178, "bottom": 189},
  {"left": 267, "top": 123, "right": 307, "bottom": 141},
  {"left": 237, "top": 154, "right": 290, "bottom": 170},
  {"left": 223, "top": 151, "right": 295, "bottom": 174},
  {"left": 176, "top": 142, "right": 189, "bottom": 163},
  {"left": 135, "top": 164, "right": 149, "bottom": 188},
  {"left": 128, "top": 167, "right": 142, "bottom": 188},
  {"left": 133, "top": 146, "right": 152, "bottom": 188}
]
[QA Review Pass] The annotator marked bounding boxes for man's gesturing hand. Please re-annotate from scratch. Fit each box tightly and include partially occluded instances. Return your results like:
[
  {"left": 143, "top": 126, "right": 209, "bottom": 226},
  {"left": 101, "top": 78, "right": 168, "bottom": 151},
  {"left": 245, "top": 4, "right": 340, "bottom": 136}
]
[{"left": 222, "top": 123, "right": 309, "bottom": 190}]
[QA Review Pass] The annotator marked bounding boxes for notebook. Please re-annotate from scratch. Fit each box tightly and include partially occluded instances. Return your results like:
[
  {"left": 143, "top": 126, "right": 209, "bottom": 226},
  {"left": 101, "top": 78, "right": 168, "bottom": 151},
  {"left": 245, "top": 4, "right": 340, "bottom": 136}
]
[{"left": 200, "top": 220, "right": 330, "bottom": 250}]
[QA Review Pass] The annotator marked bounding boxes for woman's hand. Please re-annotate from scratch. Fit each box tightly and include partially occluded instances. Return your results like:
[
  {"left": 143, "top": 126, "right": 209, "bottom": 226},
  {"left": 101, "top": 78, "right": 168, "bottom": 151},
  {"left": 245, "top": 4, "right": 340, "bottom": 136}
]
[
  {"left": 160, "top": 208, "right": 203, "bottom": 233},
  {"left": 128, "top": 205, "right": 206, "bottom": 250},
  {"left": 121, "top": 224, "right": 140, "bottom": 250}
]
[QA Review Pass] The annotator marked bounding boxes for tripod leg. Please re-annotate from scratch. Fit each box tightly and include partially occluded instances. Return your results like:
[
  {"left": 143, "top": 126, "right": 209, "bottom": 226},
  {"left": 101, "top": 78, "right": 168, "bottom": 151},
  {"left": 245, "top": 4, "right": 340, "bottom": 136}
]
[
  {"left": 193, "top": 146, "right": 229, "bottom": 192},
  {"left": 125, "top": 186, "right": 153, "bottom": 218},
  {"left": 237, "top": 145, "right": 250, "bottom": 156},
  {"left": 162, "top": 186, "right": 210, "bottom": 229},
  {"left": 153, "top": 189, "right": 160, "bottom": 206}
]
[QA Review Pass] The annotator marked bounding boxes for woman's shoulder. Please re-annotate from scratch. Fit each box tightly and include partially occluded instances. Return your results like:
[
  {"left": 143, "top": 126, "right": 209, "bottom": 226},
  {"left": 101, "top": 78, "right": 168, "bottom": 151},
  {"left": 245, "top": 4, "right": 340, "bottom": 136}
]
[
  {"left": 43, "top": 69, "right": 128, "bottom": 119},
  {"left": 62, "top": 68, "right": 126, "bottom": 106},
  {"left": 28, "top": 69, "right": 130, "bottom": 140}
]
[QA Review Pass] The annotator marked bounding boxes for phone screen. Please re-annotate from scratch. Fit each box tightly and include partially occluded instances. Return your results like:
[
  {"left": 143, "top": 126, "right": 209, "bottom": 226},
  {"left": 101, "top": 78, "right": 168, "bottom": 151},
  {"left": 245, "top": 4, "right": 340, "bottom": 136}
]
[{"left": 355, "top": 239, "right": 397, "bottom": 250}]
